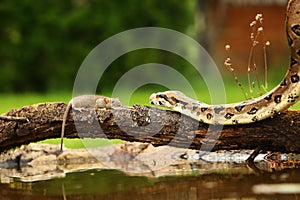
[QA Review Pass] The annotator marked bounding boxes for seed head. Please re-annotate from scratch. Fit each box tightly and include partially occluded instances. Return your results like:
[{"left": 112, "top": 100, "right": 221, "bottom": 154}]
[
  {"left": 250, "top": 33, "right": 255, "bottom": 40},
  {"left": 255, "top": 13, "right": 263, "bottom": 21},
  {"left": 250, "top": 21, "right": 256, "bottom": 27},
  {"left": 253, "top": 40, "right": 259, "bottom": 46},
  {"left": 225, "top": 44, "right": 231, "bottom": 51}
]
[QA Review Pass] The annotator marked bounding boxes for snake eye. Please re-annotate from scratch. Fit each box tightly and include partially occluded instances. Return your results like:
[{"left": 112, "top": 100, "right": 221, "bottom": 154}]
[{"left": 158, "top": 101, "right": 163, "bottom": 105}]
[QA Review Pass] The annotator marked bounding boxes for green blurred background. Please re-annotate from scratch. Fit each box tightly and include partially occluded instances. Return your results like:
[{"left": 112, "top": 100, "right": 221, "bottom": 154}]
[
  {"left": 0, "top": 0, "right": 198, "bottom": 113},
  {"left": 0, "top": 0, "right": 195, "bottom": 92},
  {"left": 0, "top": 0, "right": 298, "bottom": 114}
]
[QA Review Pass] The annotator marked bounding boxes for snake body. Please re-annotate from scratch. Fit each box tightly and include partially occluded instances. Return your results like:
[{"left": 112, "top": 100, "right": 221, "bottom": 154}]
[{"left": 150, "top": 0, "right": 300, "bottom": 125}]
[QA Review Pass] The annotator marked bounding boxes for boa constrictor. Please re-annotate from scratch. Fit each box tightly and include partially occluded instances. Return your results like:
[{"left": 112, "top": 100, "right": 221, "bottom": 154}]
[{"left": 150, "top": 0, "right": 300, "bottom": 125}]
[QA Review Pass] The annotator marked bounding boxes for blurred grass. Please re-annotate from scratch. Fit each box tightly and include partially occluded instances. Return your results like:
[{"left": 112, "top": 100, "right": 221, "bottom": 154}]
[
  {"left": 37, "top": 138, "right": 123, "bottom": 149},
  {"left": 1, "top": 82, "right": 299, "bottom": 114},
  {"left": 0, "top": 92, "right": 72, "bottom": 114}
]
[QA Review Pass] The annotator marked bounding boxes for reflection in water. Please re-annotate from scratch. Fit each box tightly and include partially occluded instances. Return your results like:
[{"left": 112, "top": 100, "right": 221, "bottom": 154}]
[
  {"left": 1, "top": 164, "right": 300, "bottom": 199},
  {"left": 253, "top": 183, "right": 300, "bottom": 194}
]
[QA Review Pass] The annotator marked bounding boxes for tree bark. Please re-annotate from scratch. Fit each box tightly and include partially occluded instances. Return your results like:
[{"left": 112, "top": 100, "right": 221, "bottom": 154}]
[{"left": 0, "top": 102, "right": 299, "bottom": 153}]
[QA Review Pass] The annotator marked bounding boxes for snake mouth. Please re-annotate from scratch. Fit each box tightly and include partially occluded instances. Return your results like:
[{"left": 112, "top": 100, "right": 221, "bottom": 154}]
[
  {"left": 150, "top": 100, "right": 159, "bottom": 105},
  {"left": 149, "top": 94, "right": 162, "bottom": 106}
]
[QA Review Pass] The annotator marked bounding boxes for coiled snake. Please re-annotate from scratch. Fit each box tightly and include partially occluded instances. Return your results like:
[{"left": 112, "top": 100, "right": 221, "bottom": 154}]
[{"left": 150, "top": 0, "right": 300, "bottom": 125}]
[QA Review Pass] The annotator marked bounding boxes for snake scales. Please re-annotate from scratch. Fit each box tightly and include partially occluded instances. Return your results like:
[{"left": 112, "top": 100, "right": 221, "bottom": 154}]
[{"left": 150, "top": 0, "right": 300, "bottom": 125}]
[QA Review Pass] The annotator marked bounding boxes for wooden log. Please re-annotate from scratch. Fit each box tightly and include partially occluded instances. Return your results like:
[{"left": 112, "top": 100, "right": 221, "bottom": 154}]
[{"left": 0, "top": 102, "right": 299, "bottom": 153}]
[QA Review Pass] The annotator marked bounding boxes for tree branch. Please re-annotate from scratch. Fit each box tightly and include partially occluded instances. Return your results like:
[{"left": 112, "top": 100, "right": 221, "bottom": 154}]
[{"left": 0, "top": 102, "right": 299, "bottom": 153}]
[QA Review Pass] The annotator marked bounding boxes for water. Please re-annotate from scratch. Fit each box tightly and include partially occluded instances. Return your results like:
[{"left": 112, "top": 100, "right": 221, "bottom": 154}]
[
  {"left": 1, "top": 143, "right": 300, "bottom": 199},
  {"left": 1, "top": 162, "right": 300, "bottom": 199}
]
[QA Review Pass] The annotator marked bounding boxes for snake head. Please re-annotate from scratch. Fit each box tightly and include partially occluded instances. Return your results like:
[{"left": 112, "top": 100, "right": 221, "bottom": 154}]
[{"left": 149, "top": 91, "right": 180, "bottom": 108}]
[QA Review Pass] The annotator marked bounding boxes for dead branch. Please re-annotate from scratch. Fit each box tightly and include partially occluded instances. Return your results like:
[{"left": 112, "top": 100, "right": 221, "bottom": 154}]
[{"left": 0, "top": 102, "right": 299, "bottom": 153}]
